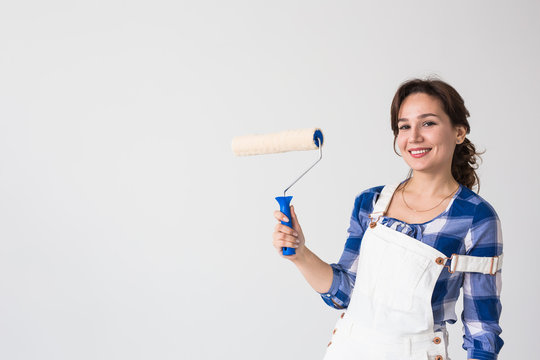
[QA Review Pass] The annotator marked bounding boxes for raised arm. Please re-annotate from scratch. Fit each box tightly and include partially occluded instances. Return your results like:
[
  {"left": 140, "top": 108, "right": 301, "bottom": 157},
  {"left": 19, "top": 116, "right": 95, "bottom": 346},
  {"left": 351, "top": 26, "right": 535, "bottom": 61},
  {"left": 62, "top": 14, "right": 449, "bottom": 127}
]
[{"left": 272, "top": 189, "right": 375, "bottom": 309}]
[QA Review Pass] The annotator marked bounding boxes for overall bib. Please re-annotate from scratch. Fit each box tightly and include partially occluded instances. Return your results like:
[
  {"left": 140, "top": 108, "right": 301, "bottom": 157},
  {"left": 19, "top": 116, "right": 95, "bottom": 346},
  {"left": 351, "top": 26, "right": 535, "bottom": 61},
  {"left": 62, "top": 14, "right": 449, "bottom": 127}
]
[{"left": 323, "top": 183, "right": 503, "bottom": 360}]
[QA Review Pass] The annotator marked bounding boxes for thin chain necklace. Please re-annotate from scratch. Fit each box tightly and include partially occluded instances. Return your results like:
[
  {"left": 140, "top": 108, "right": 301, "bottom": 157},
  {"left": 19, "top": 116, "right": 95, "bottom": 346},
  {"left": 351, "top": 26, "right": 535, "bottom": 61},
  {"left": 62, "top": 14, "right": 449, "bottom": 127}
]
[{"left": 401, "top": 180, "right": 460, "bottom": 213}]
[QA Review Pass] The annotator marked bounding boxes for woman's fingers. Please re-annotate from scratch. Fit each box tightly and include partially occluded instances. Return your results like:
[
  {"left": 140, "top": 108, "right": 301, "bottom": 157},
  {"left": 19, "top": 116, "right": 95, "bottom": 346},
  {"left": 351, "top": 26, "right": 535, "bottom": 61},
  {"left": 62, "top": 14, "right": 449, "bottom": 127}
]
[
  {"left": 272, "top": 227, "right": 299, "bottom": 250},
  {"left": 273, "top": 206, "right": 305, "bottom": 257},
  {"left": 274, "top": 223, "right": 298, "bottom": 237},
  {"left": 274, "top": 236, "right": 298, "bottom": 244},
  {"left": 272, "top": 238, "right": 298, "bottom": 250},
  {"left": 273, "top": 230, "right": 299, "bottom": 244},
  {"left": 273, "top": 239, "right": 299, "bottom": 249},
  {"left": 273, "top": 210, "right": 289, "bottom": 223}
]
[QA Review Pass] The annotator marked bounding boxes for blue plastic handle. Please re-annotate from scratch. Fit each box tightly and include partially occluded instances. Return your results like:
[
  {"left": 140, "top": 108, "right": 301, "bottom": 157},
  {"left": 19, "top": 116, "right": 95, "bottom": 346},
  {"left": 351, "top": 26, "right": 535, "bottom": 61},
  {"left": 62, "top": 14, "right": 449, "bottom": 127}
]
[{"left": 275, "top": 196, "right": 295, "bottom": 256}]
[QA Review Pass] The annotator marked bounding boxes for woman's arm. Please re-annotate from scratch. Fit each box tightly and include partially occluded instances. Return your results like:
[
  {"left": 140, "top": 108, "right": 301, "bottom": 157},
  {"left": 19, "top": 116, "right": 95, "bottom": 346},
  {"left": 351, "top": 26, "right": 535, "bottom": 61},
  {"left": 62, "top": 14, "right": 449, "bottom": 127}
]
[
  {"left": 292, "top": 244, "right": 334, "bottom": 294},
  {"left": 272, "top": 189, "right": 374, "bottom": 309},
  {"left": 272, "top": 205, "right": 333, "bottom": 293},
  {"left": 462, "top": 201, "right": 504, "bottom": 360}
]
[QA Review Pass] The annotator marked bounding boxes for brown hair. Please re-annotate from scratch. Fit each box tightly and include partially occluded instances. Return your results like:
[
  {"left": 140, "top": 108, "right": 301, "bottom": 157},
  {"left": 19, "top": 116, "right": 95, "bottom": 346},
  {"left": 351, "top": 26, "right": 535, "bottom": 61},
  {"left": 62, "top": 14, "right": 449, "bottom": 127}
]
[{"left": 390, "top": 77, "right": 484, "bottom": 192}]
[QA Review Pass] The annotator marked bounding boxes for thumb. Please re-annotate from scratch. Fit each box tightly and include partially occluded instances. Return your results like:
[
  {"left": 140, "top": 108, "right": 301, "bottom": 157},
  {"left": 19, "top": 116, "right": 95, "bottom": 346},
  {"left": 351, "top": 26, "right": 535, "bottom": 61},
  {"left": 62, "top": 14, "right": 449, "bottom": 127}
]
[{"left": 290, "top": 205, "right": 301, "bottom": 228}]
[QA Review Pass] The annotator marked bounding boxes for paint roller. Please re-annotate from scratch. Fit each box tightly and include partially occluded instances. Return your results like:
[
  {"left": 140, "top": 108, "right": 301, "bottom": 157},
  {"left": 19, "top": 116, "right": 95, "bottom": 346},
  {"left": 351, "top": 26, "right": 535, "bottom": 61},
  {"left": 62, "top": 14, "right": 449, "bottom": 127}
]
[{"left": 232, "top": 128, "right": 324, "bottom": 256}]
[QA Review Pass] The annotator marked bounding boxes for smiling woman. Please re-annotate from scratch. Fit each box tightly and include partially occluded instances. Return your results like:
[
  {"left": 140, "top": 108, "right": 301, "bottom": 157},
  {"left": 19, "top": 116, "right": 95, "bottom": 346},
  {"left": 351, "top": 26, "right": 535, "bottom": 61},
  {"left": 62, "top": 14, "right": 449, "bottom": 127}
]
[{"left": 272, "top": 77, "right": 504, "bottom": 360}]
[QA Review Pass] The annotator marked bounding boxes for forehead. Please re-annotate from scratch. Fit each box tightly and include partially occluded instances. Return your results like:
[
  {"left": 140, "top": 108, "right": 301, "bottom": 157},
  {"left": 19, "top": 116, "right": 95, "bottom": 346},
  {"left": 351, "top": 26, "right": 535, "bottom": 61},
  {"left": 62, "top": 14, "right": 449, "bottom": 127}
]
[{"left": 398, "top": 93, "right": 444, "bottom": 118}]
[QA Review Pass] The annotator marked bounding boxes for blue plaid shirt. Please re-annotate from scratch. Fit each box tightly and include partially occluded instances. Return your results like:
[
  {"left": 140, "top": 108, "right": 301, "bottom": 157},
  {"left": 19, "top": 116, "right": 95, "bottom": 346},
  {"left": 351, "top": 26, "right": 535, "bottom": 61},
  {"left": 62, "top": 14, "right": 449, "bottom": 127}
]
[{"left": 319, "top": 184, "right": 503, "bottom": 360}]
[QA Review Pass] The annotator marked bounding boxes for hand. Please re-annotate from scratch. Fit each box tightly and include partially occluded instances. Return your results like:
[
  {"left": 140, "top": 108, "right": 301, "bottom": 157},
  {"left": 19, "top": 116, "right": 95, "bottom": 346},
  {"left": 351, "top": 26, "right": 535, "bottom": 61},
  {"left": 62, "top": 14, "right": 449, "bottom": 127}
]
[{"left": 272, "top": 205, "right": 306, "bottom": 260}]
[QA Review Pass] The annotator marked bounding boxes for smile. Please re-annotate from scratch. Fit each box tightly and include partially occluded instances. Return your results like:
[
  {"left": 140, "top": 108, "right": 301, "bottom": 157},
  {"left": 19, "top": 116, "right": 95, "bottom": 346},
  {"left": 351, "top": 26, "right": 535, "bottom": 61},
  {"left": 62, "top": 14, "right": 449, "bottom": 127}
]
[{"left": 409, "top": 148, "right": 431, "bottom": 158}]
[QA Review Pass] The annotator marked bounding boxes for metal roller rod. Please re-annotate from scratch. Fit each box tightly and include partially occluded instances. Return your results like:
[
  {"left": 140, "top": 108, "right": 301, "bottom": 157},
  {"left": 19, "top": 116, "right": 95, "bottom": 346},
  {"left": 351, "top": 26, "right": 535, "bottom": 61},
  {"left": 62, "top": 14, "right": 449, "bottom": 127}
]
[{"left": 283, "top": 138, "right": 323, "bottom": 197}]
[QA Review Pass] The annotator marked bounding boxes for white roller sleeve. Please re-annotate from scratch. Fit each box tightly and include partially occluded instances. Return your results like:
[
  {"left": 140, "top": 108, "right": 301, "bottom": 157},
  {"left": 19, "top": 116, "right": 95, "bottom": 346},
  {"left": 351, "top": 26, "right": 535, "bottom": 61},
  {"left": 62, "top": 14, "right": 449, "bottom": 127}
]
[
  {"left": 231, "top": 128, "right": 323, "bottom": 156},
  {"left": 449, "top": 253, "right": 504, "bottom": 275}
]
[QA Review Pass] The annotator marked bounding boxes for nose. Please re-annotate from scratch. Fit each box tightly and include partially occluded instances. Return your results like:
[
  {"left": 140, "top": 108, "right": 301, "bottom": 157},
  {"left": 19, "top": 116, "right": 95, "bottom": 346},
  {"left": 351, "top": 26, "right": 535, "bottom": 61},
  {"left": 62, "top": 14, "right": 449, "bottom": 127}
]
[{"left": 409, "top": 125, "right": 423, "bottom": 143}]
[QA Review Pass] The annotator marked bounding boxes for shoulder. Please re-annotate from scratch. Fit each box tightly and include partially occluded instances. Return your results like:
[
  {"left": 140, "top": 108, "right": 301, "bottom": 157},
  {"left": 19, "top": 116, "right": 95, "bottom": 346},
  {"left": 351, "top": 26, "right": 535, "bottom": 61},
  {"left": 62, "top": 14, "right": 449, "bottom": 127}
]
[
  {"left": 351, "top": 185, "right": 385, "bottom": 216},
  {"left": 453, "top": 185, "right": 501, "bottom": 224},
  {"left": 457, "top": 186, "right": 503, "bottom": 254}
]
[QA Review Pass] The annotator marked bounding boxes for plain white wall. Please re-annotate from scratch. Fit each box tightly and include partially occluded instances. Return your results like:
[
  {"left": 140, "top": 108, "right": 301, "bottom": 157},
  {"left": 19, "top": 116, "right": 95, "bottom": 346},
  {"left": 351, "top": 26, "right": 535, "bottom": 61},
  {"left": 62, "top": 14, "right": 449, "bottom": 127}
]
[{"left": 1, "top": 0, "right": 538, "bottom": 359}]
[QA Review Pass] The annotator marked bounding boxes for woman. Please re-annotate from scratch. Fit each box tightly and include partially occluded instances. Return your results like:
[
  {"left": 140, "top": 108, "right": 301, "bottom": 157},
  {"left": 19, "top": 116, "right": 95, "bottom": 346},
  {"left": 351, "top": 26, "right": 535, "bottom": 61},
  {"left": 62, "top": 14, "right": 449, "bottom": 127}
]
[{"left": 272, "top": 78, "right": 503, "bottom": 360}]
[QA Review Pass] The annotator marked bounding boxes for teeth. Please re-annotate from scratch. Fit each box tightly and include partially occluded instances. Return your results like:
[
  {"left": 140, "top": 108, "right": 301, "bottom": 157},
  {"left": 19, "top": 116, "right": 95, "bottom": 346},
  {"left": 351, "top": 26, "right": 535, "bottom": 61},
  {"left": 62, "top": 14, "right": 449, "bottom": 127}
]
[{"left": 410, "top": 149, "right": 430, "bottom": 155}]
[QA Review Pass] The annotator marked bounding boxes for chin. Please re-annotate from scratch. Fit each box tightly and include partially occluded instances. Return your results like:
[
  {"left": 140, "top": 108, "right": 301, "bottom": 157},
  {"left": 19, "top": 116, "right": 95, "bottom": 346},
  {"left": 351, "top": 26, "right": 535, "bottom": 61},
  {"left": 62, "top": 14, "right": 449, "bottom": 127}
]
[{"left": 404, "top": 160, "right": 436, "bottom": 173}]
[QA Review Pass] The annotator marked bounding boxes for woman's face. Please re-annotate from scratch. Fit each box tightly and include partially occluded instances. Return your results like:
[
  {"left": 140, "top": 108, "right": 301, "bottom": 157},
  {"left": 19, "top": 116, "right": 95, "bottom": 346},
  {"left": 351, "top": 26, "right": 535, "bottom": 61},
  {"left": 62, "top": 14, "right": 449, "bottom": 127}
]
[{"left": 396, "top": 93, "right": 466, "bottom": 175}]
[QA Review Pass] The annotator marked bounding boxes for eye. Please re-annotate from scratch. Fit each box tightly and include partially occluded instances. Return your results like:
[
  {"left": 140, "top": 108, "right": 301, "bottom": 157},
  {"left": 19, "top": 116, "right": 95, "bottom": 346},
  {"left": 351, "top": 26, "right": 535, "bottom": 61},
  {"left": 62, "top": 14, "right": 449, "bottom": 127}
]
[
  {"left": 398, "top": 125, "right": 410, "bottom": 130},
  {"left": 423, "top": 121, "right": 436, "bottom": 126}
]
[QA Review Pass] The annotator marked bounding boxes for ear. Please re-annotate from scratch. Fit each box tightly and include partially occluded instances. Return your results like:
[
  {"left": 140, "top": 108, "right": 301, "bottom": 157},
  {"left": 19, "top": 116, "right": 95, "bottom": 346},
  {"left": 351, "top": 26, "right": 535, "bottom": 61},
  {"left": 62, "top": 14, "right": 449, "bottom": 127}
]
[{"left": 455, "top": 125, "right": 467, "bottom": 144}]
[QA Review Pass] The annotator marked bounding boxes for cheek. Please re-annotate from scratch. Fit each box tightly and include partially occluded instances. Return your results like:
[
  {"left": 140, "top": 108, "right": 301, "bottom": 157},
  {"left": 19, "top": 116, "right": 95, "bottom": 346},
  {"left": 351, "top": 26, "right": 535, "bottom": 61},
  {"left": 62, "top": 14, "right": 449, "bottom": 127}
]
[
  {"left": 430, "top": 127, "right": 454, "bottom": 144},
  {"left": 396, "top": 134, "right": 407, "bottom": 149},
  {"left": 432, "top": 132, "right": 454, "bottom": 148}
]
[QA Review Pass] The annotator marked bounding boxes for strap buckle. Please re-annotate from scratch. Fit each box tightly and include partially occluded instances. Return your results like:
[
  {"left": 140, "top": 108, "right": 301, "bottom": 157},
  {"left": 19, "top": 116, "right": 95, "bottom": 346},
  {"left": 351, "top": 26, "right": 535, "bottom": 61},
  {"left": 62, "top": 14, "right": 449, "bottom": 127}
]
[
  {"left": 489, "top": 255, "right": 500, "bottom": 275},
  {"left": 368, "top": 212, "right": 383, "bottom": 224},
  {"left": 443, "top": 254, "right": 458, "bottom": 274}
]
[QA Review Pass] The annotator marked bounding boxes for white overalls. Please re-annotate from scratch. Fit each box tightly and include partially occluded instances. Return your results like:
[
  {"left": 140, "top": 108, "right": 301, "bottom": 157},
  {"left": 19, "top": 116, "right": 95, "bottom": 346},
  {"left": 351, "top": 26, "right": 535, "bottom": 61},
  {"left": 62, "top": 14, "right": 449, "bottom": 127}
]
[{"left": 323, "top": 183, "right": 503, "bottom": 360}]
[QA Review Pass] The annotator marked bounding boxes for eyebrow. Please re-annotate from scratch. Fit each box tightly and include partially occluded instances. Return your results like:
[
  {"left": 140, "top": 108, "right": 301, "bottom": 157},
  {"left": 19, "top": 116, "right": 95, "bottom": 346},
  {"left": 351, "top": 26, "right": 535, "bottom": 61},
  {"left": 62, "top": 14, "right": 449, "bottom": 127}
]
[{"left": 397, "top": 113, "right": 440, "bottom": 123}]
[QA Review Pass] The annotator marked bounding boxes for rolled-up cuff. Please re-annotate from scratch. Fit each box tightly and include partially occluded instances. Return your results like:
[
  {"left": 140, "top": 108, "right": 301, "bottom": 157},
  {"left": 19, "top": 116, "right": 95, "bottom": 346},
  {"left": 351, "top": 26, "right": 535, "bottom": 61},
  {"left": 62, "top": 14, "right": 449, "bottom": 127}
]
[
  {"left": 467, "top": 348, "right": 497, "bottom": 360},
  {"left": 318, "top": 266, "right": 342, "bottom": 308}
]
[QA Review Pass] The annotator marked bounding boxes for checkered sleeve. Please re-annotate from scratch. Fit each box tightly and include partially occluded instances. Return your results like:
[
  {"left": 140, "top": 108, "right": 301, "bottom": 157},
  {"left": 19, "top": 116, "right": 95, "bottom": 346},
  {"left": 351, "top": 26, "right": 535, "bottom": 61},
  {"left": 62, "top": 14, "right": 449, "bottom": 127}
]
[
  {"left": 461, "top": 201, "right": 504, "bottom": 360},
  {"left": 319, "top": 188, "right": 377, "bottom": 309}
]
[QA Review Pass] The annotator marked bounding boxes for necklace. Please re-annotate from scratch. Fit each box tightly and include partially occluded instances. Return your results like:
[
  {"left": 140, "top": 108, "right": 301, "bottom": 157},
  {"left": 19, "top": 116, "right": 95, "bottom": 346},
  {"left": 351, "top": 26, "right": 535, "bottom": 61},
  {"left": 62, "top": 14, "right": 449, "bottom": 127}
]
[{"left": 401, "top": 180, "right": 460, "bottom": 213}]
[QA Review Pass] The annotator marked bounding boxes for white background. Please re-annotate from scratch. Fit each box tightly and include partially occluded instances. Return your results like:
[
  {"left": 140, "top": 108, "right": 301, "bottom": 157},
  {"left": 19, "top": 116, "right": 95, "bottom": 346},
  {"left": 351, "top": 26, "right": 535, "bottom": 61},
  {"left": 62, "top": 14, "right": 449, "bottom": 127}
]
[{"left": 1, "top": 1, "right": 538, "bottom": 359}]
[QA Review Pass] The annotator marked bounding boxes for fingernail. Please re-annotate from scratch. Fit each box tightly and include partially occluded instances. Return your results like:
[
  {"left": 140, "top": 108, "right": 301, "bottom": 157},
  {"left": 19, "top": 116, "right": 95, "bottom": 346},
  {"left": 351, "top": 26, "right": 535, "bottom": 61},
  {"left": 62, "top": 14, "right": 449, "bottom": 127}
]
[
  {"left": 293, "top": 232, "right": 298, "bottom": 236},
  {"left": 283, "top": 217, "right": 289, "bottom": 222}
]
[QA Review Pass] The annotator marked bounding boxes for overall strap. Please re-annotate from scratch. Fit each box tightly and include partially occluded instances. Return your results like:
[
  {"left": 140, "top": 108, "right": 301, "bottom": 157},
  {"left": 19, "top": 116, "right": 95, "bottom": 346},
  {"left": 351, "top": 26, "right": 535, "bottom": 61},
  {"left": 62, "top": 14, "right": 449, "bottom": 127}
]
[
  {"left": 447, "top": 253, "right": 504, "bottom": 275},
  {"left": 370, "top": 182, "right": 401, "bottom": 219}
]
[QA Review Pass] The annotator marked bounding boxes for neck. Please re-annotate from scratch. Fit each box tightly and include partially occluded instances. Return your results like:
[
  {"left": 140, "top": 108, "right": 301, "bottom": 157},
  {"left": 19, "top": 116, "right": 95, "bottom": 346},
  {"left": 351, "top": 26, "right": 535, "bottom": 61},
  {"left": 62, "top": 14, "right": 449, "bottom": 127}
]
[{"left": 404, "top": 169, "right": 460, "bottom": 198}]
